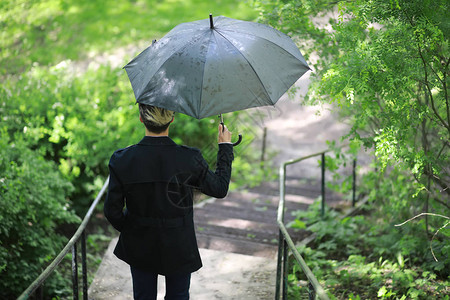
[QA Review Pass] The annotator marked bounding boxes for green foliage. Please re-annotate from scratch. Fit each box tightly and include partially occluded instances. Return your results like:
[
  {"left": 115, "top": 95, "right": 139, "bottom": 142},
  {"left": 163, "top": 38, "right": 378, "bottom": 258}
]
[
  {"left": 1, "top": 63, "right": 141, "bottom": 214},
  {"left": 1, "top": 0, "right": 258, "bottom": 75},
  {"left": 255, "top": 0, "right": 449, "bottom": 216},
  {"left": 320, "top": 0, "right": 450, "bottom": 187},
  {"left": 287, "top": 202, "right": 449, "bottom": 299},
  {"left": 255, "top": 1, "right": 449, "bottom": 296},
  {"left": 0, "top": 136, "right": 80, "bottom": 298}
]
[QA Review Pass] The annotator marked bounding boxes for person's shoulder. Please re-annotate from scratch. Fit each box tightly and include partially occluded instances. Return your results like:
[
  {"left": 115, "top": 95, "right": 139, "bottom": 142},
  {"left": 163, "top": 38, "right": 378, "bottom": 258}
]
[
  {"left": 115, "top": 144, "right": 136, "bottom": 153},
  {"left": 179, "top": 144, "right": 201, "bottom": 154},
  {"left": 178, "top": 145, "right": 207, "bottom": 169},
  {"left": 110, "top": 144, "right": 137, "bottom": 160},
  {"left": 177, "top": 145, "right": 204, "bottom": 163}
]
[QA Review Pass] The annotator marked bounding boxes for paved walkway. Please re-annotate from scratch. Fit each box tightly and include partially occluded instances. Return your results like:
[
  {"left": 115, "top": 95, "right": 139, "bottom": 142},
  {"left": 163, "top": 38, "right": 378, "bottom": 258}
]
[
  {"left": 89, "top": 238, "right": 277, "bottom": 300},
  {"left": 89, "top": 73, "right": 351, "bottom": 299}
]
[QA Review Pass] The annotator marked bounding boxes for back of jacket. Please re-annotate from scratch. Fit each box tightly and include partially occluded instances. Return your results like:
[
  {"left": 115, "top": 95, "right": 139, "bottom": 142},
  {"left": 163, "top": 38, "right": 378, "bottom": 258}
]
[{"left": 104, "top": 136, "right": 233, "bottom": 275}]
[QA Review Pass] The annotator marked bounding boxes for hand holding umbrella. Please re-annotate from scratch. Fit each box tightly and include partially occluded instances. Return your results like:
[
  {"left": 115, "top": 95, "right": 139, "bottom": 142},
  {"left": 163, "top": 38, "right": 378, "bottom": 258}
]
[
  {"left": 218, "top": 123, "right": 232, "bottom": 144},
  {"left": 219, "top": 114, "right": 242, "bottom": 146}
]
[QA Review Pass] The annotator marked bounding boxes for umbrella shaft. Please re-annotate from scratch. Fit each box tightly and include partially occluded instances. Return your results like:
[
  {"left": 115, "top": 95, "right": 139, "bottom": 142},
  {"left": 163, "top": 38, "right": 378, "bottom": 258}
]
[{"left": 219, "top": 114, "right": 225, "bottom": 132}]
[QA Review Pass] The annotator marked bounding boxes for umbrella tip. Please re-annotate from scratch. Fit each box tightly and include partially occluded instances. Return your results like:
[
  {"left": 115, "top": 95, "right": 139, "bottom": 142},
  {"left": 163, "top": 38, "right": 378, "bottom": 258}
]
[{"left": 209, "top": 13, "right": 214, "bottom": 29}]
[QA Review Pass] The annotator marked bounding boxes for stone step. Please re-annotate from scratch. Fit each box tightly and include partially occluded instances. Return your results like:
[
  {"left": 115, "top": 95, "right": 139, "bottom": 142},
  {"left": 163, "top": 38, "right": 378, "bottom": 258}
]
[
  {"left": 193, "top": 184, "right": 317, "bottom": 259},
  {"left": 247, "top": 178, "right": 344, "bottom": 204},
  {"left": 195, "top": 221, "right": 308, "bottom": 245},
  {"left": 191, "top": 176, "right": 343, "bottom": 259},
  {"left": 195, "top": 201, "right": 306, "bottom": 229},
  {"left": 220, "top": 188, "right": 325, "bottom": 212},
  {"left": 216, "top": 191, "right": 310, "bottom": 212},
  {"left": 195, "top": 203, "right": 277, "bottom": 225},
  {"left": 196, "top": 232, "right": 278, "bottom": 259},
  {"left": 195, "top": 215, "right": 279, "bottom": 234},
  {"left": 196, "top": 222, "right": 277, "bottom": 245}
]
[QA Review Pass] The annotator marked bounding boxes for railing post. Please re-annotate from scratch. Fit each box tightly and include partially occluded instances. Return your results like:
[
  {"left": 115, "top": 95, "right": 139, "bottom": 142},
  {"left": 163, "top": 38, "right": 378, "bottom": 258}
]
[
  {"left": 72, "top": 243, "right": 79, "bottom": 300},
  {"left": 282, "top": 240, "right": 288, "bottom": 300},
  {"left": 321, "top": 153, "right": 326, "bottom": 218},
  {"left": 261, "top": 127, "right": 267, "bottom": 166},
  {"left": 352, "top": 159, "right": 357, "bottom": 207},
  {"left": 275, "top": 231, "right": 283, "bottom": 300},
  {"left": 81, "top": 230, "right": 88, "bottom": 300},
  {"left": 36, "top": 285, "right": 43, "bottom": 300},
  {"left": 276, "top": 164, "right": 287, "bottom": 300},
  {"left": 308, "top": 282, "right": 316, "bottom": 300}
]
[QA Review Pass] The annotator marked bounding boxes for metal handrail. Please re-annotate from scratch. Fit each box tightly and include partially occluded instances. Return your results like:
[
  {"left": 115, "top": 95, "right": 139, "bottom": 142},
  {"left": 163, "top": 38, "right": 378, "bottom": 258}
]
[
  {"left": 18, "top": 177, "right": 110, "bottom": 300},
  {"left": 275, "top": 146, "right": 357, "bottom": 299}
]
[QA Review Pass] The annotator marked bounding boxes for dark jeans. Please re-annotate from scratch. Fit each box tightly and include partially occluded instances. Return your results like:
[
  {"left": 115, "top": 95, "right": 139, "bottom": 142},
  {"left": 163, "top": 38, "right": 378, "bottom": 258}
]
[{"left": 130, "top": 266, "right": 191, "bottom": 300}]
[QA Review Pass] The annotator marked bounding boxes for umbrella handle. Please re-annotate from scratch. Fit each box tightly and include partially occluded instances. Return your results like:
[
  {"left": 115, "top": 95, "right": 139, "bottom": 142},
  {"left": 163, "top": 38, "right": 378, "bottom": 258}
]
[
  {"left": 220, "top": 121, "right": 242, "bottom": 147},
  {"left": 233, "top": 134, "right": 243, "bottom": 147}
]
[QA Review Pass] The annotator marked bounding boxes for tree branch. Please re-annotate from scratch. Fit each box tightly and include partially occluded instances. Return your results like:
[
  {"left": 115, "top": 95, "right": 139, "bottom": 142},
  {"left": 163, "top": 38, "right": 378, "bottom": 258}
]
[
  {"left": 436, "top": 140, "right": 449, "bottom": 159},
  {"left": 443, "top": 61, "right": 450, "bottom": 132},
  {"left": 413, "top": 172, "right": 450, "bottom": 208},
  {"left": 402, "top": 6, "right": 450, "bottom": 134},
  {"left": 417, "top": 48, "right": 450, "bottom": 133},
  {"left": 430, "top": 220, "right": 450, "bottom": 262},
  {"left": 395, "top": 213, "right": 450, "bottom": 262},
  {"left": 395, "top": 212, "right": 450, "bottom": 227},
  {"left": 422, "top": 166, "right": 450, "bottom": 196},
  {"left": 432, "top": 195, "right": 450, "bottom": 210}
]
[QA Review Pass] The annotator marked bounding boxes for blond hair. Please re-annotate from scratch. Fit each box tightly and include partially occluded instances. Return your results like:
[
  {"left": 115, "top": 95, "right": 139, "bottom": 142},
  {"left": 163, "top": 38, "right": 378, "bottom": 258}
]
[{"left": 139, "top": 104, "right": 174, "bottom": 133}]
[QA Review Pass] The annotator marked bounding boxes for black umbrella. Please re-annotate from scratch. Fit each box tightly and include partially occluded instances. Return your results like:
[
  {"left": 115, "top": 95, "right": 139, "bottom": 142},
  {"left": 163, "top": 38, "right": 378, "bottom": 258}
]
[{"left": 125, "top": 14, "right": 310, "bottom": 145}]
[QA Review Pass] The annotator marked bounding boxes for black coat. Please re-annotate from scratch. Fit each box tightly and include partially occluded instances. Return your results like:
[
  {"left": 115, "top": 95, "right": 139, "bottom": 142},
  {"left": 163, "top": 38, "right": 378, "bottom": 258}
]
[{"left": 104, "top": 136, "right": 233, "bottom": 275}]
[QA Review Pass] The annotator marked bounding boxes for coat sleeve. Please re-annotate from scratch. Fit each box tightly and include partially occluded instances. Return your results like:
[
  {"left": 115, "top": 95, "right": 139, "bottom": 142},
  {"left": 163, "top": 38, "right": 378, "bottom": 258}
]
[
  {"left": 198, "top": 143, "right": 234, "bottom": 198},
  {"left": 104, "top": 154, "right": 126, "bottom": 232}
]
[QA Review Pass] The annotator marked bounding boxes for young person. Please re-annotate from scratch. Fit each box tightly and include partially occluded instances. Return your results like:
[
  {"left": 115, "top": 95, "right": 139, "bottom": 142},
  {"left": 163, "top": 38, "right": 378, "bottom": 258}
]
[{"left": 104, "top": 104, "right": 233, "bottom": 300}]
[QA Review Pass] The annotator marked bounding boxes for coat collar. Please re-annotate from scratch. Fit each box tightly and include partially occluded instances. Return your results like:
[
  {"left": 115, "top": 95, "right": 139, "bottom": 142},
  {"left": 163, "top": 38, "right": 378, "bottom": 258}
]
[{"left": 137, "top": 136, "right": 177, "bottom": 146}]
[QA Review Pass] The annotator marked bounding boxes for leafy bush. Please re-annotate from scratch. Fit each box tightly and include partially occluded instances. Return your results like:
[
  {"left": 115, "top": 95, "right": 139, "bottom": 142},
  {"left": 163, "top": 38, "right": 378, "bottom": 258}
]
[
  {"left": 287, "top": 200, "right": 449, "bottom": 299},
  {"left": 255, "top": 0, "right": 449, "bottom": 216},
  {"left": 0, "top": 136, "right": 80, "bottom": 298},
  {"left": 2, "top": 63, "right": 139, "bottom": 214}
]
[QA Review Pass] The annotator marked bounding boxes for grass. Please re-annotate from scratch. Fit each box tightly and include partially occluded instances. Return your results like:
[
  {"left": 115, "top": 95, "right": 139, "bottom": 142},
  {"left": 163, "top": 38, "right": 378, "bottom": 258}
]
[{"left": 1, "top": 0, "right": 258, "bottom": 75}]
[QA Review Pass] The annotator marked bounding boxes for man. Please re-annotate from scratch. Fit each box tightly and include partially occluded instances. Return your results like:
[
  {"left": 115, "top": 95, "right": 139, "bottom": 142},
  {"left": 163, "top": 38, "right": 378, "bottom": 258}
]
[{"left": 104, "top": 104, "right": 233, "bottom": 300}]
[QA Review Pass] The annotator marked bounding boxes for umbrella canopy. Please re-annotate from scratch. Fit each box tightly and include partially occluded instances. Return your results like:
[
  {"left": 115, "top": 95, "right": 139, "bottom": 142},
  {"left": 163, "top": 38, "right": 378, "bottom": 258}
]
[{"left": 124, "top": 15, "right": 310, "bottom": 119}]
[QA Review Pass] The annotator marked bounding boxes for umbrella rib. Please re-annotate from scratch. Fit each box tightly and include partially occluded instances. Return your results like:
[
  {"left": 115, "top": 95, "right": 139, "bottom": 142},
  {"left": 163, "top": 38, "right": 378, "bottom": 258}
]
[
  {"left": 197, "top": 32, "right": 211, "bottom": 117},
  {"left": 213, "top": 30, "right": 272, "bottom": 102},
  {"left": 141, "top": 31, "right": 209, "bottom": 118},
  {"left": 219, "top": 28, "right": 310, "bottom": 70},
  {"left": 218, "top": 29, "right": 310, "bottom": 101}
]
